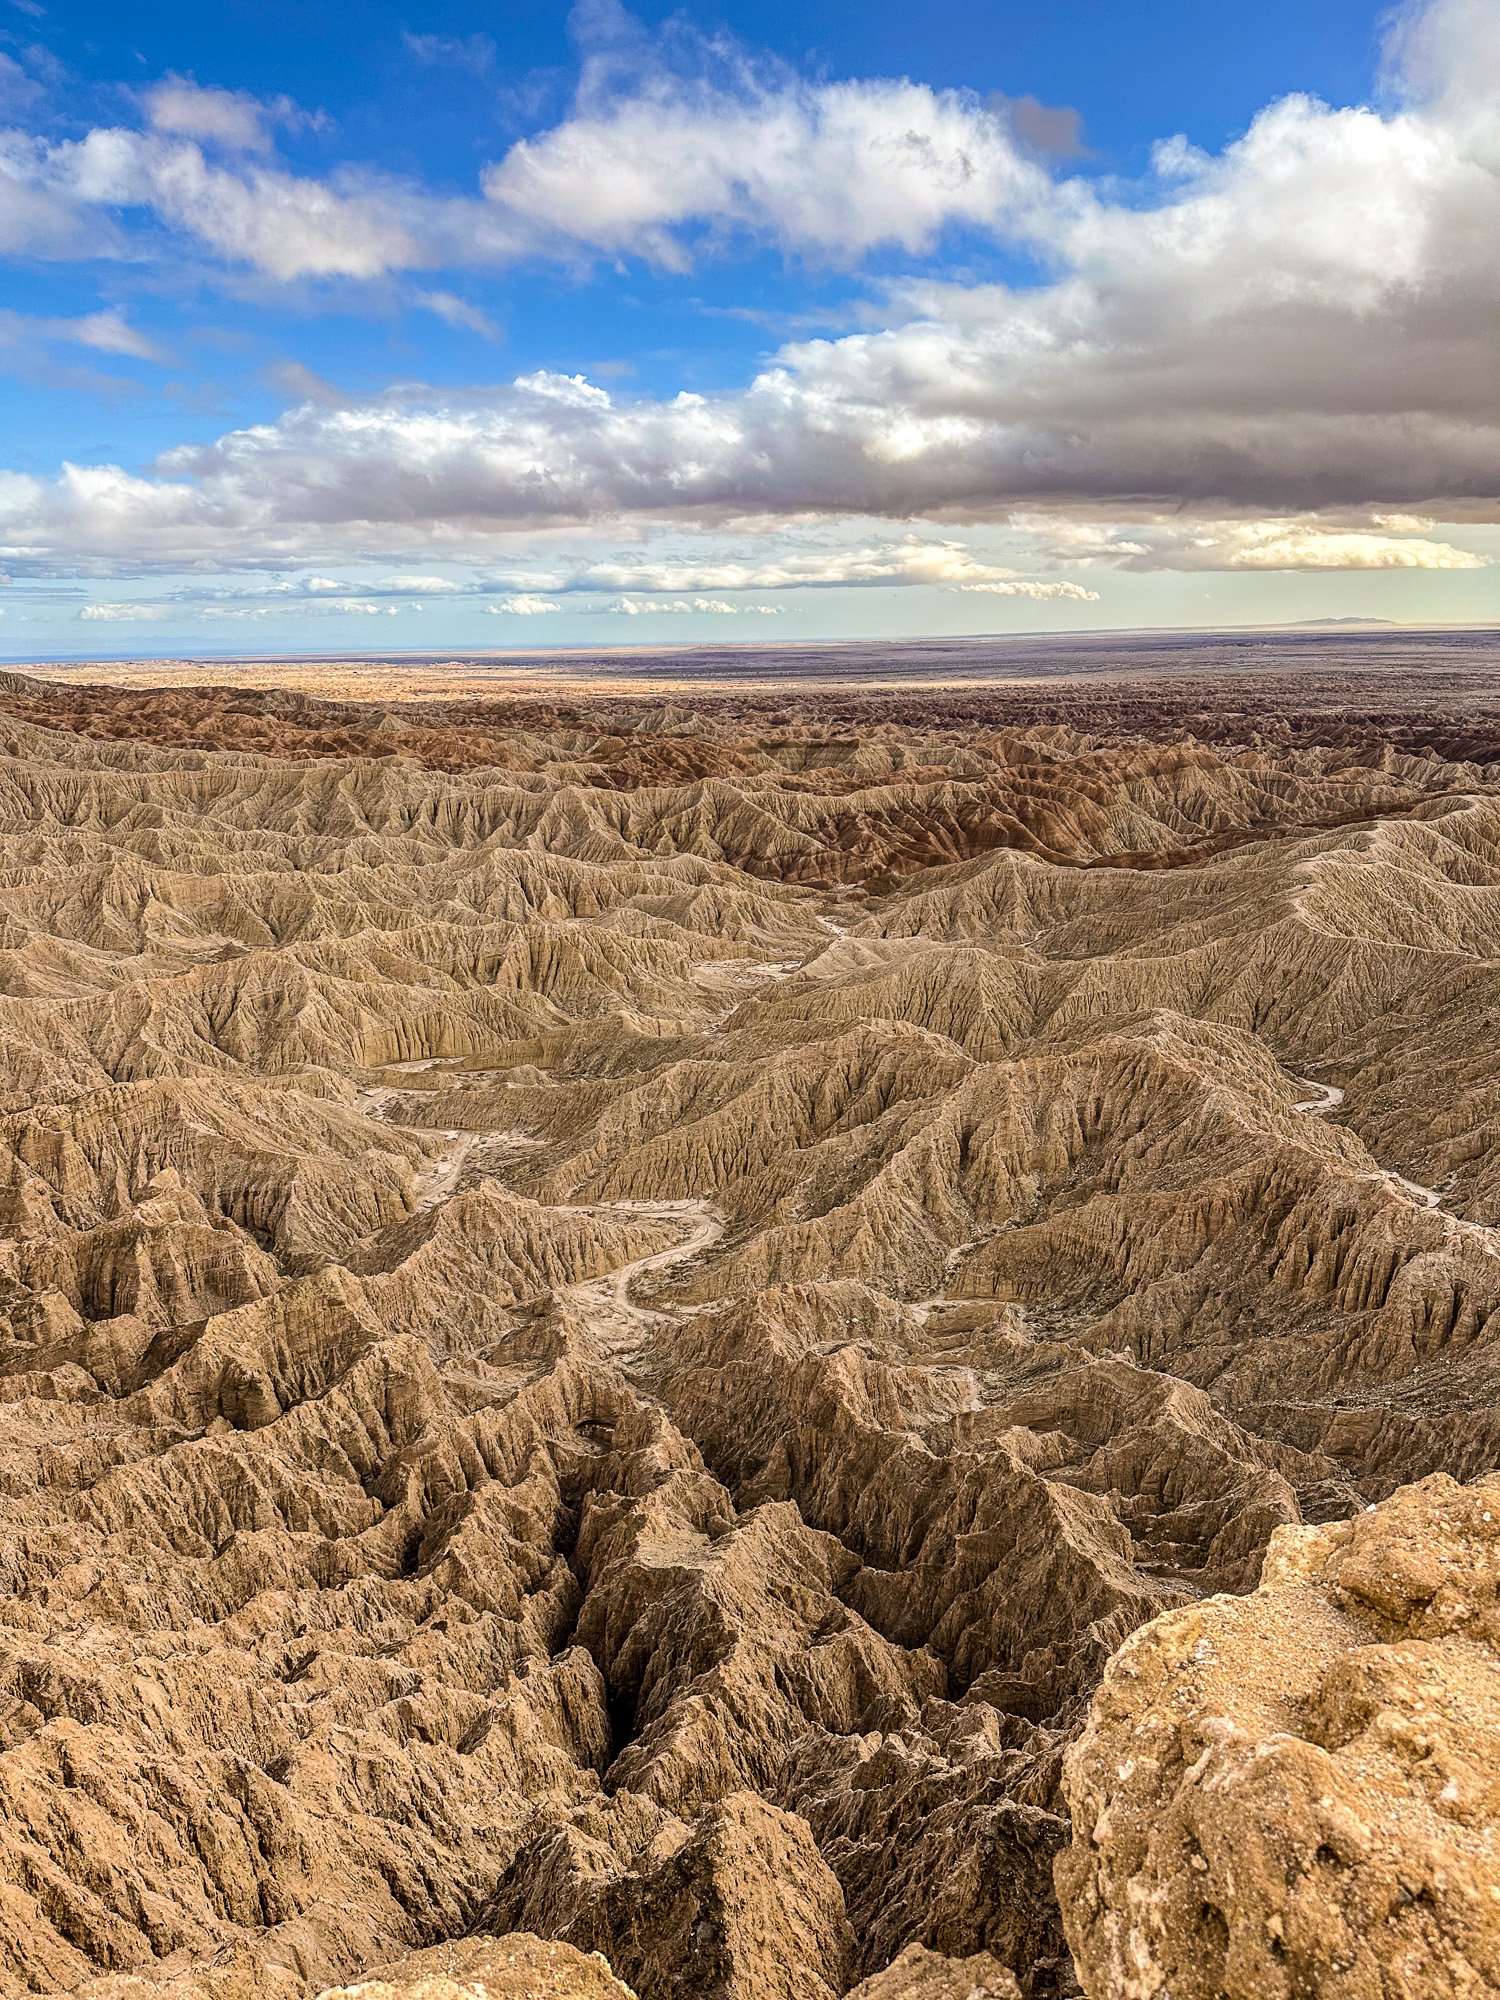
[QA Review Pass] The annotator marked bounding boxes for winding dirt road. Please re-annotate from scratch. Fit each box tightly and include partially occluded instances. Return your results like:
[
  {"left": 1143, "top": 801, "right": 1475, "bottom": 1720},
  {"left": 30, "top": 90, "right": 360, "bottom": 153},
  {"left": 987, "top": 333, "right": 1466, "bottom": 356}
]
[{"left": 561, "top": 1199, "right": 726, "bottom": 1360}]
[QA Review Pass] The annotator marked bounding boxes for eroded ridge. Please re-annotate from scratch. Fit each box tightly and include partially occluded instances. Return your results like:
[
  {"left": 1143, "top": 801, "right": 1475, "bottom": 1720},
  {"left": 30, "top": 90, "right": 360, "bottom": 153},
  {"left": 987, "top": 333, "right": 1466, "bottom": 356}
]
[{"left": 0, "top": 673, "right": 1496, "bottom": 1999}]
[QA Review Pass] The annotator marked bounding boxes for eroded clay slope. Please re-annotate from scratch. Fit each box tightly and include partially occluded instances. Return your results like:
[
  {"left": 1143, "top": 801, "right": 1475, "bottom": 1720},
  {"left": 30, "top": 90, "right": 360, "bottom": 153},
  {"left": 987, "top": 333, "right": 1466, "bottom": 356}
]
[{"left": 0, "top": 677, "right": 1494, "bottom": 1998}]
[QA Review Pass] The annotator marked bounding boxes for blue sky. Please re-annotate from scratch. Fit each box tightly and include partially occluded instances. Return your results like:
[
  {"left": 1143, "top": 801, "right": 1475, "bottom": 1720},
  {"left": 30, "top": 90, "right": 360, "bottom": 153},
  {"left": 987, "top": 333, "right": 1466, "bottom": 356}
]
[{"left": 0, "top": 0, "right": 1496, "bottom": 655}]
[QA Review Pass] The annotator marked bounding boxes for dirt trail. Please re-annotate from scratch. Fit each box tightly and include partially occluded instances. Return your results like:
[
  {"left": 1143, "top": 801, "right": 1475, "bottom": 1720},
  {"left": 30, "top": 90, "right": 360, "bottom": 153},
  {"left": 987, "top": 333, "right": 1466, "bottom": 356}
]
[
  {"left": 412, "top": 1130, "right": 478, "bottom": 1211},
  {"left": 348, "top": 926, "right": 825, "bottom": 1300},
  {"left": 1292, "top": 1076, "right": 1345, "bottom": 1114},
  {"left": 1288, "top": 1067, "right": 1495, "bottom": 1245},
  {"left": 561, "top": 1199, "right": 726, "bottom": 1359}
]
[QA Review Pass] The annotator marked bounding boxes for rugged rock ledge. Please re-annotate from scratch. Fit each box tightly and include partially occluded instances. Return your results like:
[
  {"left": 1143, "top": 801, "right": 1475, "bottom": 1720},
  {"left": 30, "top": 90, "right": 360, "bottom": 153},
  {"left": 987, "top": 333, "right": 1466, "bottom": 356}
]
[
  {"left": 313, "top": 1935, "right": 1021, "bottom": 2000},
  {"left": 1059, "top": 1472, "right": 1500, "bottom": 1999}
]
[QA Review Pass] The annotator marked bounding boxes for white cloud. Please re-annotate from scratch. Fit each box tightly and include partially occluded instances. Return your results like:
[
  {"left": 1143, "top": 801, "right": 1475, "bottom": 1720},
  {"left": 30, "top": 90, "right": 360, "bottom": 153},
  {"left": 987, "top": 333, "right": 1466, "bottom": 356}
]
[
  {"left": 5, "top": 127, "right": 467, "bottom": 281},
  {"left": 378, "top": 573, "right": 469, "bottom": 594},
  {"left": 145, "top": 79, "right": 284, "bottom": 155},
  {"left": 1155, "top": 525, "right": 1487, "bottom": 572},
  {"left": 612, "top": 595, "right": 758, "bottom": 615},
  {"left": 190, "top": 593, "right": 403, "bottom": 619},
  {"left": 1021, "top": 514, "right": 1490, "bottom": 572},
  {"left": 1384, "top": 0, "right": 1500, "bottom": 113},
  {"left": 414, "top": 290, "right": 500, "bottom": 339},
  {"left": 56, "top": 308, "right": 165, "bottom": 362},
  {"left": 0, "top": 305, "right": 165, "bottom": 362},
  {"left": 9, "top": 537, "right": 1100, "bottom": 619},
  {"left": 0, "top": 22, "right": 1050, "bottom": 281},
  {"left": 0, "top": 136, "right": 115, "bottom": 258},
  {"left": 958, "top": 579, "right": 1099, "bottom": 599},
  {"left": 539, "top": 537, "right": 1052, "bottom": 593},
  {"left": 0, "top": 51, "right": 44, "bottom": 118},
  {"left": 79, "top": 600, "right": 156, "bottom": 621},
  {"left": 486, "top": 594, "right": 564, "bottom": 615},
  {"left": 483, "top": 71, "right": 1045, "bottom": 269}
]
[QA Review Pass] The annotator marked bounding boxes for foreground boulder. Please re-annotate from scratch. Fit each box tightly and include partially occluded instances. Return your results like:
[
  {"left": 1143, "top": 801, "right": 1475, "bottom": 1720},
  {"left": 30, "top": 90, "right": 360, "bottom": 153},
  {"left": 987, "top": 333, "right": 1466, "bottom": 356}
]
[
  {"left": 846, "top": 1945, "right": 1020, "bottom": 1998},
  {"left": 1058, "top": 1472, "right": 1500, "bottom": 1999},
  {"left": 315, "top": 1937, "right": 1020, "bottom": 2000},
  {"left": 316, "top": 1936, "right": 637, "bottom": 1999}
]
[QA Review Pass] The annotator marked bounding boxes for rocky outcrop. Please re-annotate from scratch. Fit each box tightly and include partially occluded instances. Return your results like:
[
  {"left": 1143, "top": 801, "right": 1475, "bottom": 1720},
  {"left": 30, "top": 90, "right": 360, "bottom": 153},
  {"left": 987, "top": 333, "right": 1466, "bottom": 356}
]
[
  {"left": 310, "top": 1933, "right": 1027, "bottom": 2000},
  {"left": 1058, "top": 1471, "right": 1500, "bottom": 1999},
  {"left": 846, "top": 1948, "right": 1020, "bottom": 2000},
  {"left": 316, "top": 1936, "right": 638, "bottom": 2000},
  {"left": 489, "top": 1792, "right": 854, "bottom": 2000}
]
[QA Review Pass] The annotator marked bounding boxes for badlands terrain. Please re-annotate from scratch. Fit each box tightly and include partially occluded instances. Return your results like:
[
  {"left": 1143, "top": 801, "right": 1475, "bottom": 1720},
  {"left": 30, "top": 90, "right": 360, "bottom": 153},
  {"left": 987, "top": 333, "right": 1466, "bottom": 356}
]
[{"left": 0, "top": 657, "right": 1495, "bottom": 1997}]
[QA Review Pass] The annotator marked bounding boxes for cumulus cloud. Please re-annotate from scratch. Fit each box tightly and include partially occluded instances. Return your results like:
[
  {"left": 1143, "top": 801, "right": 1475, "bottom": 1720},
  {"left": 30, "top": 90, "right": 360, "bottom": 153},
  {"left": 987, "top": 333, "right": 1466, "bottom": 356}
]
[
  {"left": 37, "top": 130, "right": 439, "bottom": 281},
  {"left": 486, "top": 594, "right": 564, "bottom": 615},
  {"left": 958, "top": 579, "right": 1100, "bottom": 599},
  {"left": 610, "top": 595, "right": 776, "bottom": 614},
  {"left": 508, "top": 537, "right": 1087, "bottom": 595},
  {"left": 1022, "top": 515, "right": 1490, "bottom": 572},
  {"left": 0, "top": 28, "right": 1047, "bottom": 282},
  {"left": 378, "top": 573, "right": 469, "bottom": 594},
  {"left": 78, "top": 600, "right": 155, "bottom": 620},
  {"left": 1, "top": 123, "right": 522, "bottom": 280},
  {"left": 1383, "top": 0, "right": 1500, "bottom": 112},
  {"left": 1144, "top": 525, "right": 1487, "bottom": 572},
  {"left": 483, "top": 71, "right": 1045, "bottom": 269},
  {"left": 0, "top": 0, "right": 1497, "bottom": 581}
]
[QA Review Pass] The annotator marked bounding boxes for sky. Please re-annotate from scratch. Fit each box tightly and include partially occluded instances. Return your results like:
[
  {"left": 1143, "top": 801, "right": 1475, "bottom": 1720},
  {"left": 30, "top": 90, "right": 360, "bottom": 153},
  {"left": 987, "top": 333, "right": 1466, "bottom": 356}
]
[{"left": 0, "top": 0, "right": 1497, "bottom": 656}]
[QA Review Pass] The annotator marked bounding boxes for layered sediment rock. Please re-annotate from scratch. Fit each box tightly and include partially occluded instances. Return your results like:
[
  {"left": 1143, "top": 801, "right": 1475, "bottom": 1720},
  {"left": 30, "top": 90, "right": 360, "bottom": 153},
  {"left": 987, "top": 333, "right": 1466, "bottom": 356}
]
[{"left": 0, "top": 676, "right": 1494, "bottom": 1997}]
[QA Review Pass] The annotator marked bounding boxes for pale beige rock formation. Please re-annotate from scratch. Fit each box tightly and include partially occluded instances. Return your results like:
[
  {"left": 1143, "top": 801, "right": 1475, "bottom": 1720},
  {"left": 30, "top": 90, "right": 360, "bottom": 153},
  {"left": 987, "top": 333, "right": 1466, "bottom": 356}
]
[
  {"left": 0, "top": 673, "right": 1492, "bottom": 1999},
  {"left": 846, "top": 1947, "right": 1020, "bottom": 2000},
  {"left": 316, "top": 1935, "right": 638, "bottom": 2000},
  {"left": 1058, "top": 1471, "right": 1500, "bottom": 1999}
]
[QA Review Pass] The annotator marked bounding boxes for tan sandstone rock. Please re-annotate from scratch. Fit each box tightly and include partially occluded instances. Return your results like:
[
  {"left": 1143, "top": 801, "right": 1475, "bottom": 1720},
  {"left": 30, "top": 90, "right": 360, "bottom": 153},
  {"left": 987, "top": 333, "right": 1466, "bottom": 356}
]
[
  {"left": 1058, "top": 1471, "right": 1500, "bottom": 1999},
  {"left": 315, "top": 1934, "right": 637, "bottom": 1999},
  {"left": 846, "top": 1943, "right": 1021, "bottom": 1998}
]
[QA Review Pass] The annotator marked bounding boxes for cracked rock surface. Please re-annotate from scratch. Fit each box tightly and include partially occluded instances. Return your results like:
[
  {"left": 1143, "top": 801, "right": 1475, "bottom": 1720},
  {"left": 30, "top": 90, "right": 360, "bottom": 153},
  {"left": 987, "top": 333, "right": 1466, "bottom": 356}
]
[{"left": 1059, "top": 1472, "right": 1500, "bottom": 1999}]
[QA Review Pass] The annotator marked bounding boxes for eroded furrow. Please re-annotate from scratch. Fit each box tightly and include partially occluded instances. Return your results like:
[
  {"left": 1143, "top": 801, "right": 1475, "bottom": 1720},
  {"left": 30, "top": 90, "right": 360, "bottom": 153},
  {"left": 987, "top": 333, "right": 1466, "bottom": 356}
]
[{"left": 0, "top": 683, "right": 1495, "bottom": 2000}]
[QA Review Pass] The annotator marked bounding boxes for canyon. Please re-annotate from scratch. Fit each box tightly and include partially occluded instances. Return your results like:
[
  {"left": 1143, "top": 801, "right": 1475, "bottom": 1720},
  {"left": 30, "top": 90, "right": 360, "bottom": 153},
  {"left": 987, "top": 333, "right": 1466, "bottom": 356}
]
[{"left": 0, "top": 657, "right": 1494, "bottom": 1997}]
